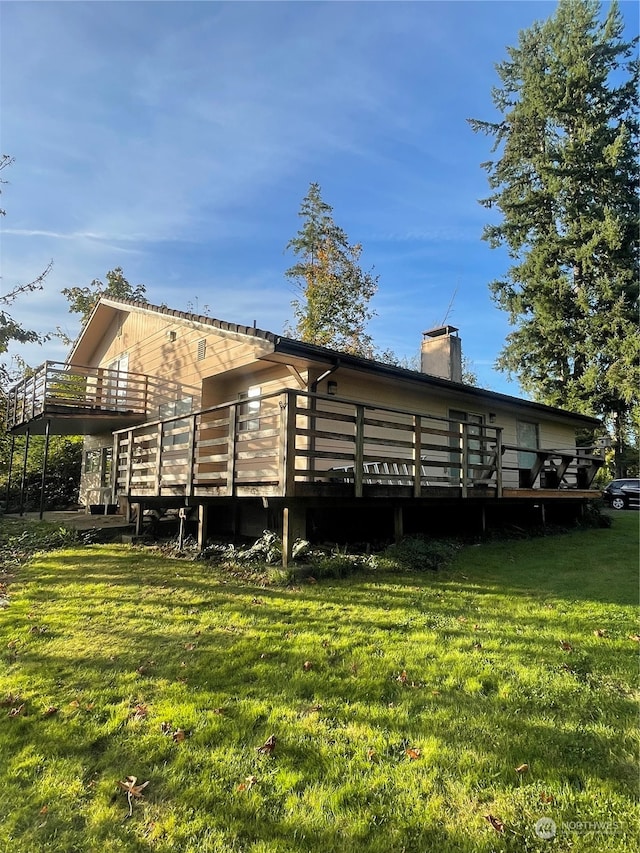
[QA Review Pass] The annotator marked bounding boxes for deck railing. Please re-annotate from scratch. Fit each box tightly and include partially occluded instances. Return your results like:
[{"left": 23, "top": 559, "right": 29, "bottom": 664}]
[
  {"left": 6, "top": 361, "right": 197, "bottom": 431},
  {"left": 111, "top": 389, "right": 603, "bottom": 501}
]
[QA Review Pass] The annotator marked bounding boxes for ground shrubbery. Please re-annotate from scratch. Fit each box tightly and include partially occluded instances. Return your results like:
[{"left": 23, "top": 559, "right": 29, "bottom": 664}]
[{"left": 200, "top": 530, "right": 460, "bottom": 583}]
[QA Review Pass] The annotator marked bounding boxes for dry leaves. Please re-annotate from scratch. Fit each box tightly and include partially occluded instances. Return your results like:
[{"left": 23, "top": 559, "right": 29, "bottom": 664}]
[
  {"left": 405, "top": 747, "right": 421, "bottom": 760},
  {"left": 117, "top": 776, "right": 150, "bottom": 816},
  {"left": 237, "top": 775, "right": 258, "bottom": 791},
  {"left": 515, "top": 763, "right": 529, "bottom": 774},
  {"left": 593, "top": 629, "right": 607, "bottom": 638},
  {"left": 43, "top": 706, "right": 58, "bottom": 717},
  {"left": 484, "top": 814, "right": 505, "bottom": 833},
  {"left": 160, "top": 722, "right": 186, "bottom": 742},
  {"left": 8, "top": 703, "right": 25, "bottom": 718},
  {"left": 131, "top": 704, "right": 148, "bottom": 722},
  {"left": 560, "top": 640, "right": 573, "bottom": 651},
  {"left": 0, "top": 692, "right": 22, "bottom": 707},
  {"left": 539, "top": 791, "right": 555, "bottom": 804},
  {"left": 396, "top": 670, "right": 408, "bottom": 685},
  {"left": 256, "top": 734, "right": 276, "bottom": 755},
  {"left": 302, "top": 661, "right": 313, "bottom": 671}
]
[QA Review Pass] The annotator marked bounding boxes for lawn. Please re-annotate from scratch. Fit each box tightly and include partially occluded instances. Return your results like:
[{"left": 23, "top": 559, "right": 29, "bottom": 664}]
[{"left": 0, "top": 514, "right": 638, "bottom": 853}]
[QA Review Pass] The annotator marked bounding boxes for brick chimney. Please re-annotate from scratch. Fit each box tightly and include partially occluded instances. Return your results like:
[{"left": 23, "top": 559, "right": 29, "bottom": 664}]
[{"left": 420, "top": 325, "right": 462, "bottom": 382}]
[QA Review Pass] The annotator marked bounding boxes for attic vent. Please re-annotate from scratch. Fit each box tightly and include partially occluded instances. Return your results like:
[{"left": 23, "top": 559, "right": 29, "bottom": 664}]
[{"left": 197, "top": 339, "right": 207, "bottom": 360}]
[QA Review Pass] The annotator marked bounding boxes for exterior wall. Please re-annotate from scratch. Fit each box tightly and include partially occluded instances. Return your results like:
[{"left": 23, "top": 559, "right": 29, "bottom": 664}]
[
  {"left": 78, "top": 307, "right": 276, "bottom": 417},
  {"left": 305, "top": 367, "right": 579, "bottom": 488}
]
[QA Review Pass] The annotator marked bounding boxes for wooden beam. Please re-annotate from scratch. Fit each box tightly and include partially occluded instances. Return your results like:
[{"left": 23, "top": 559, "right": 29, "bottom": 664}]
[{"left": 354, "top": 405, "right": 364, "bottom": 498}]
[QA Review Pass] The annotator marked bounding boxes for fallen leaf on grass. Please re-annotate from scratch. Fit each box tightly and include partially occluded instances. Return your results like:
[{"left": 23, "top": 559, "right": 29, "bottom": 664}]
[
  {"left": 257, "top": 735, "right": 276, "bottom": 755},
  {"left": 39, "top": 805, "right": 49, "bottom": 815},
  {"left": 131, "top": 704, "right": 148, "bottom": 722},
  {"left": 515, "top": 763, "right": 529, "bottom": 774},
  {"left": 172, "top": 729, "right": 186, "bottom": 743},
  {"left": 484, "top": 814, "right": 505, "bottom": 833},
  {"left": 117, "top": 776, "right": 150, "bottom": 816},
  {"left": 629, "top": 634, "right": 640, "bottom": 642},
  {"left": 8, "top": 703, "right": 25, "bottom": 717},
  {"left": 43, "top": 706, "right": 58, "bottom": 717},
  {"left": 367, "top": 748, "right": 378, "bottom": 761},
  {"left": 593, "top": 629, "right": 607, "bottom": 637},
  {"left": 29, "top": 625, "right": 48, "bottom": 635},
  {"left": 237, "top": 775, "right": 258, "bottom": 791},
  {"left": 560, "top": 640, "right": 573, "bottom": 651},
  {"left": 160, "top": 721, "right": 173, "bottom": 735},
  {"left": 0, "top": 693, "right": 22, "bottom": 707},
  {"left": 396, "top": 670, "right": 408, "bottom": 685},
  {"left": 302, "top": 660, "right": 313, "bottom": 671},
  {"left": 184, "top": 643, "right": 196, "bottom": 651},
  {"left": 405, "top": 747, "right": 421, "bottom": 760},
  {"left": 472, "top": 642, "right": 483, "bottom": 650},
  {"left": 539, "top": 792, "right": 555, "bottom": 803}
]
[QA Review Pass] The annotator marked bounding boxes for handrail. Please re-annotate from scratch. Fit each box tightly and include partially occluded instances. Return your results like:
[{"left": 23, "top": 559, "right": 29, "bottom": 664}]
[{"left": 6, "top": 361, "right": 200, "bottom": 430}]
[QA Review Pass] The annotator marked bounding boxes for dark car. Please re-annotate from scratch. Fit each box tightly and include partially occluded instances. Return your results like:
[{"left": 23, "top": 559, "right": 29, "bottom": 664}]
[{"left": 602, "top": 478, "right": 640, "bottom": 510}]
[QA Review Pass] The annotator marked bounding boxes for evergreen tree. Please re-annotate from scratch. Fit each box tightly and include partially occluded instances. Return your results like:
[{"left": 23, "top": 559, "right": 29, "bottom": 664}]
[
  {"left": 469, "top": 0, "right": 639, "bottom": 473},
  {"left": 62, "top": 267, "right": 147, "bottom": 330},
  {"left": 285, "top": 183, "right": 378, "bottom": 358}
]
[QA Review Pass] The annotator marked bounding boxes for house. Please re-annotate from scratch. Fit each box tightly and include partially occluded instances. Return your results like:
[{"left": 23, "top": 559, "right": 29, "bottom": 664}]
[{"left": 6, "top": 297, "right": 604, "bottom": 562}]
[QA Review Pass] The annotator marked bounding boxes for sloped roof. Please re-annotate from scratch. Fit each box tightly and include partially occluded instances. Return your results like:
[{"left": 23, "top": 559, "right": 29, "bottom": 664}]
[{"left": 69, "top": 296, "right": 601, "bottom": 427}]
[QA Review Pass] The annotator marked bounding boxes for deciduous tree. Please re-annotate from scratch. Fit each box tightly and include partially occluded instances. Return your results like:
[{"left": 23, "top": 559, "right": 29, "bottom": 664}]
[
  {"left": 469, "top": 0, "right": 639, "bottom": 474},
  {"left": 61, "top": 266, "right": 147, "bottom": 330}
]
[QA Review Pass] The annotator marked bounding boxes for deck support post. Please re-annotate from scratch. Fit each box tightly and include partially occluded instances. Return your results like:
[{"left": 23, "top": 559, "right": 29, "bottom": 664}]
[
  {"left": 4, "top": 433, "right": 15, "bottom": 510},
  {"left": 393, "top": 504, "right": 404, "bottom": 542},
  {"left": 18, "top": 428, "right": 30, "bottom": 516},
  {"left": 39, "top": 419, "right": 52, "bottom": 520},
  {"left": 135, "top": 502, "right": 144, "bottom": 536},
  {"left": 197, "top": 504, "right": 208, "bottom": 551},
  {"left": 282, "top": 504, "right": 306, "bottom": 569}
]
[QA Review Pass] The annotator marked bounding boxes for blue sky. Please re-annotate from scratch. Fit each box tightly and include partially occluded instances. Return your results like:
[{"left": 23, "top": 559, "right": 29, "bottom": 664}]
[{"left": 1, "top": 0, "right": 636, "bottom": 394}]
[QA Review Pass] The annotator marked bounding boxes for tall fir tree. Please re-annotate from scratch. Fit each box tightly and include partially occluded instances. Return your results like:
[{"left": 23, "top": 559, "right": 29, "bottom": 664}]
[
  {"left": 285, "top": 183, "right": 378, "bottom": 358},
  {"left": 469, "top": 0, "right": 639, "bottom": 474}
]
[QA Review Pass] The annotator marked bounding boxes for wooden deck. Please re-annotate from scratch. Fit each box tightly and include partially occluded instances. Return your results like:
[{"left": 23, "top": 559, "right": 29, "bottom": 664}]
[{"left": 111, "top": 389, "right": 603, "bottom": 503}]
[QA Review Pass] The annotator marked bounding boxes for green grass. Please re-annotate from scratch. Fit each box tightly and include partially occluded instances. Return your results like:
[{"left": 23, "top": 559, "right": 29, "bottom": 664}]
[{"left": 0, "top": 514, "right": 638, "bottom": 853}]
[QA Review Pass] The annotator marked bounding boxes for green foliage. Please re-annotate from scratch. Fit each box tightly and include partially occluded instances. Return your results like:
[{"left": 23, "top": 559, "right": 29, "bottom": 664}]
[
  {"left": 469, "top": 0, "right": 639, "bottom": 471},
  {"left": 379, "top": 536, "right": 461, "bottom": 572},
  {"left": 61, "top": 266, "right": 147, "bottom": 330},
  {"left": 0, "top": 436, "right": 82, "bottom": 513},
  {"left": 286, "top": 183, "right": 378, "bottom": 357},
  {"left": 0, "top": 515, "right": 638, "bottom": 852},
  {"left": 0, "top": 519, "right": 81, "bottom": 572}
]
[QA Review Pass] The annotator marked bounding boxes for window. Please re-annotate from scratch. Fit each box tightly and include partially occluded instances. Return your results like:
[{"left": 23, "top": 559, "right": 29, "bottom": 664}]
[
  {"left": 105, "top": 354, "right": 129, "bottom": 406},
  {"left": 197, "top": 339, "right": 207, "bottom": 360},
  {"left": 160, "top": 397, "right": 193, "bottom": 447},
  {"left": 85, "top": 447, "right": 112, "bottom": 485},
  {"left": 516, "top": 421, "right": 539, "bottom": 469},
  {"left": 238, "top": 387, "right": 261, "bottom": 432},
  {"left": 101, "top": 447, "right": 113, "bottom": 487},
  {"left": 85, "top": 449, "right": 101, "bottom": 474}
]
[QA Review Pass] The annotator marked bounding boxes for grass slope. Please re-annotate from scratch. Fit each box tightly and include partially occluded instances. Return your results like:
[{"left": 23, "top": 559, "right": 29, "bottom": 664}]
[{"left": 0, "top": 515, "right": 638, "bottom": 853}]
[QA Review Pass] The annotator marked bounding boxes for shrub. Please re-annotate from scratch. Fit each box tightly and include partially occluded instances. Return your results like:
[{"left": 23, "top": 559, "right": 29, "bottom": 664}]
[{"left": 380, "top": 535, "right": 460, "bottom": 572}]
